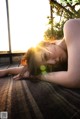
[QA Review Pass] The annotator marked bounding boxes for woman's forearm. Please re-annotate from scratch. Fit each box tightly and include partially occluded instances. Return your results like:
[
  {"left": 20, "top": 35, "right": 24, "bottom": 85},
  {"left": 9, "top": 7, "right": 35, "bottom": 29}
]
[
  {"left": 0, "top": 66, "right": 24, "bottom": 77},
  {"left": 8, "top": 66, "right": 24, "bottom": 75},
  {"left": 40, "top": 71, "right": 79, "bottom": 88}
]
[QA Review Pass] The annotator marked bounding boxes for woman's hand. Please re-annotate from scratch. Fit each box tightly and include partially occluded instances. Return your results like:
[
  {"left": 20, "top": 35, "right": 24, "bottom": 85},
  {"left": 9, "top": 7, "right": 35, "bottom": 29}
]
[
  {"left": 13, "top": 71, "right": 30, "bottom": 80},
  {"left": 13, "top": 74, "right": 21, "bottom": 80}
]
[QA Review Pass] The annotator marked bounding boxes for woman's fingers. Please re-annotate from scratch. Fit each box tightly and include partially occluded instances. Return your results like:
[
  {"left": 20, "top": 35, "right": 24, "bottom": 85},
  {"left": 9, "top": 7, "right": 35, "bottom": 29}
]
[
  {"left": 13, "top": 71, "right": 30, "bottom": 80},
  {"left": 13, "top": 74, "right": 21, "bottom": 80},
  {"left": 23, "top": 72, "right": 29, "bottom": 78}
]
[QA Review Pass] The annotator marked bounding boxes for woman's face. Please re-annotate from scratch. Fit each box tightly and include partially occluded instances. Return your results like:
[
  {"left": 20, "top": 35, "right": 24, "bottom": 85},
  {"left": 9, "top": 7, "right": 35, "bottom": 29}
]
[{"left": 34, "top": 44, "right": 67, "bottom": 65}]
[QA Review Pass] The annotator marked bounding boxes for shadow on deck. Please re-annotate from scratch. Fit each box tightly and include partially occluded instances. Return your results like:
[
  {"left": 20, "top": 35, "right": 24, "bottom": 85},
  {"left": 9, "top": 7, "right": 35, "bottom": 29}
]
[{"left": 0, "top": 64, "right": 80, "bottom": 119}]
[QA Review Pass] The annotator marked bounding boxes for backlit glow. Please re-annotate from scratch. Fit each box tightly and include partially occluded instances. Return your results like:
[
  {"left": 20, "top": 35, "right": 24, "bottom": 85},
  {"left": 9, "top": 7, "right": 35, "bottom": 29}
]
[
  {"left": 8, "top": 0, "right": 50, "bottom": 52},
  {"left": 0, "top": 0, "right": 9, "bottom": 51}
]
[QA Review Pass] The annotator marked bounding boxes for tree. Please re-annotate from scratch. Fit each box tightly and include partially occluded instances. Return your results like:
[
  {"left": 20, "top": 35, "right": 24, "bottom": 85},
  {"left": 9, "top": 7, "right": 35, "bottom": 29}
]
[{"left": 44, "top": 0, "right": 80, "bottom": 40}]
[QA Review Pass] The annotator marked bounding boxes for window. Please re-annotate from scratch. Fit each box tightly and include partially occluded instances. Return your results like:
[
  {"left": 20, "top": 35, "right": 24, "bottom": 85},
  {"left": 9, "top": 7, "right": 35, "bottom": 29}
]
[
  {"left": 0, "top": 0, "right": 9, "bottom": 52},
  {"left": 0, "top": 0, "right": 50, "bottom": 53}
]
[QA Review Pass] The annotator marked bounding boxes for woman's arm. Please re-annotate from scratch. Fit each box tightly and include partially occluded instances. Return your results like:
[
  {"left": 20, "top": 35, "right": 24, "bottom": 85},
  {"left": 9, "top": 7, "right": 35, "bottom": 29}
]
[
  {"left": 40, "top": 71, "right": 79, "bottom": 88},
  {"left": 13, "top": 65, "right": 29, "bottom": 80},
  {"left": 0, "top": 66, "right": 24, "bottom": 77},
  {"left": 39, "top": 19, "right": 80, "bottom": 88},
  {"left": 0, "top": 65, "right": 29, "bottom": 80}
]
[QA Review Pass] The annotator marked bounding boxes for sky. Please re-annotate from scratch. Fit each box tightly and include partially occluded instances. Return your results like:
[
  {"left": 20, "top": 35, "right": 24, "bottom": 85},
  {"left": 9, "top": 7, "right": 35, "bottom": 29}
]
[
  {"left": 0, "top": 0, "right": 50, "bottom": 52},
  {"left": 0, "top": 0, "right": 80, "bottom": 52},
  {"left": 0, "top": 0, "right": 9, "bottom": 51}
]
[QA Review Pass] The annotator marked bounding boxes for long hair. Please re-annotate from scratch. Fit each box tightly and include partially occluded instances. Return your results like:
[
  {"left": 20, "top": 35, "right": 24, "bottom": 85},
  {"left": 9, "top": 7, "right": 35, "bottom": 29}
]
[{"left": 22, "top": 41, "right": 68, "bottom": 76}]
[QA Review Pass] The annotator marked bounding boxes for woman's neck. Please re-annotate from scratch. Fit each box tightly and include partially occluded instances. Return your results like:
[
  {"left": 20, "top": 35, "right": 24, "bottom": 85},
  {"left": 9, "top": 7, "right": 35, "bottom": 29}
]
[{"left": 57, "top": 38, "right": 67, "bottom": 52}]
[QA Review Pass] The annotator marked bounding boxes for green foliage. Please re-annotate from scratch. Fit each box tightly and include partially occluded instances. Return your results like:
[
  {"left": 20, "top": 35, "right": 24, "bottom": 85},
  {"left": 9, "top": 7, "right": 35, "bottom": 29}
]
[
  {"left": 44, "top": 0, "right": 80, "bottom": 40},
  {"left": 60, "top": 0, "right": 79, "bottom": 4}
]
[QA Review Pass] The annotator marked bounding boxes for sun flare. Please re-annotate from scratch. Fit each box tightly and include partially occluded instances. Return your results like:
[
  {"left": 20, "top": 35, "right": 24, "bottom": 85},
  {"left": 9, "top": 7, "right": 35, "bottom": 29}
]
[
  {"left": 8, "top": 0, "right": 50, "bottom": 52},
  {"left": 0, "top": 0, "right": 50, "bottom": 52}
]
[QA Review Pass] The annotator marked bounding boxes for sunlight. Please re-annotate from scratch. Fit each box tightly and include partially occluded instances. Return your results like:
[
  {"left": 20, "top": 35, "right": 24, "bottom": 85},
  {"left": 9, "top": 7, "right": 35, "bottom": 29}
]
[
  {"left": 0, "top": 0, "right": 9, "bottom": 51},
  {"left": 53, "top": 8, "right": 61, "bottom": 24},
  {"left": 54, "top": 15, "right": 61, "bottom": 23},
  {"left": 8, "top": 0, "right": 50, "bottom": 52}
]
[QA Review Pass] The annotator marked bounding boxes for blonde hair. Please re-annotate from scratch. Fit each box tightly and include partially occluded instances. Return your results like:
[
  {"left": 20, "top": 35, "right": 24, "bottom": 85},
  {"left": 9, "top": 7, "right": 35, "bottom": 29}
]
[{"left": 22, "top": 41, "right": 68, "bottom": 76}]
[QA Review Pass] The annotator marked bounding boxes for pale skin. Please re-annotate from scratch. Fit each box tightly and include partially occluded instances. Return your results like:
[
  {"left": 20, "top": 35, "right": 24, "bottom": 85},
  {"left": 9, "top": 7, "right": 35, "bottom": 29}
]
[
  {"left": 0, "top": 66, "right": 29, "bottom": 79},
  {"left": 40, "top": 18, "right": 80, "bottom": 88},
  {"left": 0, "top": 19, "right": 80, "bottom": 88}
]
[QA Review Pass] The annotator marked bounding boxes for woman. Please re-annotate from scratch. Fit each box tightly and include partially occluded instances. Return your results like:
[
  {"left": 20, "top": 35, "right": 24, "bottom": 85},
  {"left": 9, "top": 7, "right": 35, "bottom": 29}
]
[
  {"left": 0, "top": 39, "right": 67, "bottom": 79},
  {"left": 0, "top": 19, "right": 80, "bottom": 88}
]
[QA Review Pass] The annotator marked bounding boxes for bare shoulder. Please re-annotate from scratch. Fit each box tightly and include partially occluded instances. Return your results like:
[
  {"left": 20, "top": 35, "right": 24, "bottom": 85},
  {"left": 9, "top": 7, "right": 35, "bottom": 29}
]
[
  {"left": 64, "top": 19, "right": 80, "bottom": 43},
  {"left": 65, "top": 19, "right": 80, "bottom": 79}
]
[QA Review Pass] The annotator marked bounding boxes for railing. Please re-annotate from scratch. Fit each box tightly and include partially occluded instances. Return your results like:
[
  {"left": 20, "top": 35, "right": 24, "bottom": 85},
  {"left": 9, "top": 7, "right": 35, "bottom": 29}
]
[{"left": 0, "top": 52, "right": 24, "bottom": 64}]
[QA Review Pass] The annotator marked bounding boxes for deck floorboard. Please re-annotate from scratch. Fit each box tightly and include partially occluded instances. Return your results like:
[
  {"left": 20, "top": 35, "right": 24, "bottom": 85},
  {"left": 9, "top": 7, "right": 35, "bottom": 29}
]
[{"left": 0, "top": 64, "right": 80, "bottom": 119}]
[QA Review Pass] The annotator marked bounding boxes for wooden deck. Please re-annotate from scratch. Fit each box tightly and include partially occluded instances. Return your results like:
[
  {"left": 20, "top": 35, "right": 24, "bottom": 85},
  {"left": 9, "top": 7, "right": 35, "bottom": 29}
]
[{"left": 0, "top": 64, "right": 80, "bottom": 119}]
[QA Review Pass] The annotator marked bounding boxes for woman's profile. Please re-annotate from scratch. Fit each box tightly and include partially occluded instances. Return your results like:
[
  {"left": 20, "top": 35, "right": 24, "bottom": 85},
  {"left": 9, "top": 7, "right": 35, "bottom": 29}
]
[{"left": 0, "top": 18, "right": 80, "bottom": 88}]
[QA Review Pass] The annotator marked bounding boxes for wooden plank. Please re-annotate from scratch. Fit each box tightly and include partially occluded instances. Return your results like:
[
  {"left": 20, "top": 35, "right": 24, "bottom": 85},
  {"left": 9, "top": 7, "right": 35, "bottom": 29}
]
[{"left": 0, "top": 77, "right": 11, "bottom": 111}]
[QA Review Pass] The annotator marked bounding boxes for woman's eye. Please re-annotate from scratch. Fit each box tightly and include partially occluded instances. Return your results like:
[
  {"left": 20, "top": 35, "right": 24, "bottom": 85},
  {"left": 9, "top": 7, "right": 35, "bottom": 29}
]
[{"left": 44, "top": 53, "right": 48, "bottom": 61}]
